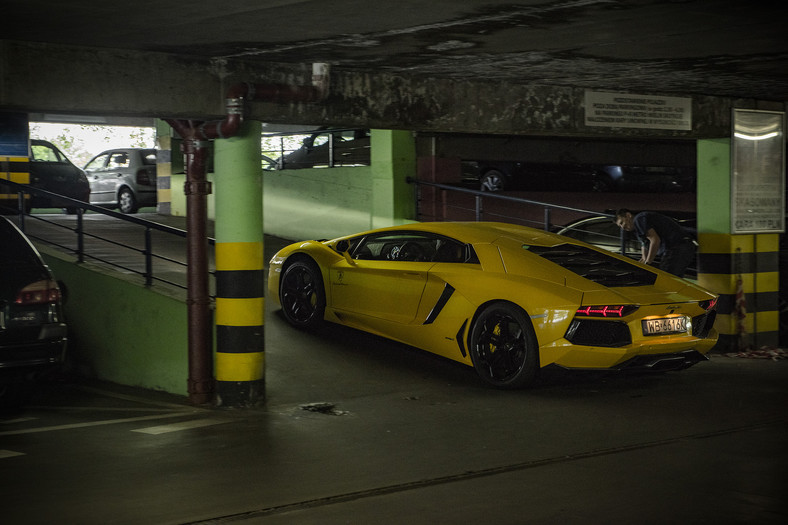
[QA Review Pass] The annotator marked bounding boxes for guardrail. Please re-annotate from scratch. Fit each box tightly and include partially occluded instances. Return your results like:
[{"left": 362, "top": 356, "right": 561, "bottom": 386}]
[
  {"left": 0, "top": 179, "right": 213, "bottom": 292},
  {"left": 407, "top": 176, "right": 628, "bottom": 249},
  {"left": 407, "top": 177, "right": 609, "bottom": 230}
]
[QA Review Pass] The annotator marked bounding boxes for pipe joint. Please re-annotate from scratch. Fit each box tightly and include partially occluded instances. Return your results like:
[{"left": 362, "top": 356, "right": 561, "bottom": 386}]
[{"left": 184, "top": 180, "right": 213, "bottom": 196}]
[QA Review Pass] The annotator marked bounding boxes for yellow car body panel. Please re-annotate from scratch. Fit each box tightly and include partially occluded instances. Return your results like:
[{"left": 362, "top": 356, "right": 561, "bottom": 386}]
[{"left": 268, "top": 222, "right": 719, "bottom": 379}]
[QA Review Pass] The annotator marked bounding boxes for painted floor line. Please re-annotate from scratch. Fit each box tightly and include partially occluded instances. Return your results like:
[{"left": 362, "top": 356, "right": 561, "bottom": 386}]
[
  {"left": 0, "top": 450, "right": 26, "bottom": 459},
  {"left": 1, "top": 417, "right": 37, "bottom": 425},
  {"left": 0, "top": 412, "right": 194, "bottom": 436},
  {"left": 27, "top": 406, "right": 184, "bottom": 413},
  {"left": 132, "top": 418, "right": 231, "bottom": 435}
]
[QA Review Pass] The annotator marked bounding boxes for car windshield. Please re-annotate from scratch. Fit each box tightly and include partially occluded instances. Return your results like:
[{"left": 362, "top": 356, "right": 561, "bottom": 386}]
[{"left": 524, "top": 244, "right": 657, "bottom": 287}]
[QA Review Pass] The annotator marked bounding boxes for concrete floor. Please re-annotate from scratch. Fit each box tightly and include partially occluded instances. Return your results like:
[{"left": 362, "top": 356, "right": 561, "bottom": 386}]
[
  {"left": 4, "top": 211, "right": 786, "bottom": 524},
  {"left": 2, "top": 313, "right": 787, "bottom": 524}
]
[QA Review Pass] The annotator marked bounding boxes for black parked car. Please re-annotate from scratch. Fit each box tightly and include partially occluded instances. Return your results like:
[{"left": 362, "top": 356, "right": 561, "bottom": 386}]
[
  {"left": 591, "top": 165, "right": 696, "bottom": 193},
  {"left": 271, "top": 129, "right": 370, "bottom": 170},
  {"left": 0, "top": 217, "right": 67, "bottom": 407},
  {"left": 29, "top": 139, "right": 91, "bottom": 213},
  {"left": 555, "top": 211, "right": 698, "bottom": 277},
  {"left": 461, "top": 160, "right": 599, "bottom": 193}
]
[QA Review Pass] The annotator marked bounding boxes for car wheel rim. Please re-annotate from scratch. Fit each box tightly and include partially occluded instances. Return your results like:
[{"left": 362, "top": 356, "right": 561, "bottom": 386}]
[
  {"left": 281, "top": 266, "right": 318, "bottom": 323},
  {"left": 119, "top": 191, "right": 134, "bottom": 213},
  {"left": 481, "top": 176, "right": 502, "bottom": 192},
  {"left": 473, "top": 311, "right": 526, "bottom": 382}
]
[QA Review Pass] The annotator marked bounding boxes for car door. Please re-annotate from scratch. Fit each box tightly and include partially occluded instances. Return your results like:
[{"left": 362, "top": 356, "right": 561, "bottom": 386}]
[
  {"left": 29, "top": 141, "right": 76, "bottom": 196},
  {"left": 329, "top": 232, "right": 435, "bottom": 324},
  {"left": 84, "top": 152, "right": 113, "bottom": 205}
]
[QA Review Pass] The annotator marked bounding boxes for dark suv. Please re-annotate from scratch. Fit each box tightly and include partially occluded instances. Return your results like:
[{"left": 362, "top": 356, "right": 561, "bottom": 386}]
[
  {"left": 0, "top": 217, "right": 67, "bottom": 407},
  {"left": 29, "top": 139, "right": 91, "bottom": 212}
]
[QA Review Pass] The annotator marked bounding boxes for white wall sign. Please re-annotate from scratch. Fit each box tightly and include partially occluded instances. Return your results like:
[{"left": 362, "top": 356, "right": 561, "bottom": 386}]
[
  {"left": 584, "top": 91, "right": 692, "bottom": 130},
  {"left": 731, "top": 109, "right": 786, "bottom": 234}
]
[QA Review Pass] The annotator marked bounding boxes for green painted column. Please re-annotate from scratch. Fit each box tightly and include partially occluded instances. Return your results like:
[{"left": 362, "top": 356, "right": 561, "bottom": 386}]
[
  {"left": 213, "top": 120, "right": 265, "bottom": 406},
  {"left": 370, "top": 129, "right": 416, "bottom": 228}
]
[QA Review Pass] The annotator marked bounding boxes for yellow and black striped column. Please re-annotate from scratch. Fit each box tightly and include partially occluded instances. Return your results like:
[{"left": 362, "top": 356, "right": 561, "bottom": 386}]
[
  {"left": 1, "top": 156, "right": 30, "bottom": 212},
  {"left": 155, "top": 119, "right": 174, "bottom": 215},
  {"left": 698, "top": 233, "right": 781, "bottom": 349},
  {"left": 213, "top": 120, "right": 265, "bottom": 406}
]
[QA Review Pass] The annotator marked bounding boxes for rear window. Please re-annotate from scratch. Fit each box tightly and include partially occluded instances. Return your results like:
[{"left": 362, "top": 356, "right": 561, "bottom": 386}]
[
  {"left": 524, "top": 244, "right": 657, "bottom": 287},
  {"left": 141, "top": 150, "right": 157, "bottom": 165},
  {"left": 0, "top": 220, "right": 44, "bottom": 268}
]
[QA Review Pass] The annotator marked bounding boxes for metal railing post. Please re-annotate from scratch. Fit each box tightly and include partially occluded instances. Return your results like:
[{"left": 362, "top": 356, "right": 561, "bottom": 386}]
[
  {"left": 328, "top": 133, "right": 335, "bottom": 167},
  {"left": 17, "top": 191, "right": 25, "bottom": 230},
  {"left": 544, "top": 207, "right": 551, "bottom": 231},
  {"left": 144, "top": 227, "right": 153, "bottom": 286},
  {"left": 475, "top": 194, "right": 483, "bottom": 222},
  {"left": 76, "top": 208, "right": 85, "bottom": 263}
]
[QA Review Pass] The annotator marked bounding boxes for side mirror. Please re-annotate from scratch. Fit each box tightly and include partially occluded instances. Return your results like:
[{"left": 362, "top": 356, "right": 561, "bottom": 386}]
[{"left": 335, "top": 240, "right": 356, "bottom": 266}]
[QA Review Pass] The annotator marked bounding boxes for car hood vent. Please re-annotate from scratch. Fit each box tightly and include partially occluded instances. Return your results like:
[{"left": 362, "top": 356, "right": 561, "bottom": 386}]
[{"left": 525, "top": 244, "right": 657, "bottom": 287}]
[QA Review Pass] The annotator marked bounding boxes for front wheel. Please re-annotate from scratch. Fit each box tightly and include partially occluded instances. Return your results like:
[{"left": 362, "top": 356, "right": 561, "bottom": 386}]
[
  {"left": 480, "top": 170, "right": 506, "bottom": 192},
  {"left": 279, "top": 259, "right": 326, "bottom": 329},
  {"left": 468, "top": 302, "right": 538, "bottom": 388}
]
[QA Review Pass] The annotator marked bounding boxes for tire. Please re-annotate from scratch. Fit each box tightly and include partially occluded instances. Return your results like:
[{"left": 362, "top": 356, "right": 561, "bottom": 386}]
[
  {"left": 468, "top": 302, "right": 538, "bottom": 388},
  {"left": 279, "top": 258, "right": 326, "bottom": 329},
  {"left": 118, "top": 187, "right": 138, "bottom": 214},
  {"left": 480, "top": 170, "right": 506, "bottom": 192}
]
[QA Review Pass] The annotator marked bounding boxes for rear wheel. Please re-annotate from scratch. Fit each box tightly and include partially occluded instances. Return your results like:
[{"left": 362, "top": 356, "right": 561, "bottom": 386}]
[
  {"left": 468, "top": 302, "right": 538, "bottom": 388},
  {"left": 118, "top": 187, "right": 138, "bottom": 214},
  {"left": 280, "top": 259, "right": 325, "bottom": 329}
]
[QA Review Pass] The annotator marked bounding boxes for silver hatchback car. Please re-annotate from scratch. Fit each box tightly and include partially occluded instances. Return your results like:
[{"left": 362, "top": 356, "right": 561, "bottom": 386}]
[{"left": 84, "top": 148, "right": 157, "bottom": 213}]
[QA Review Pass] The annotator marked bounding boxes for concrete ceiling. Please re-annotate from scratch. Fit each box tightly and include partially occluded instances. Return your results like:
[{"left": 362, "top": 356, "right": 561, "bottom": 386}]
[{"left": 4, "top": 0, "right": 787, "bottom": 102}]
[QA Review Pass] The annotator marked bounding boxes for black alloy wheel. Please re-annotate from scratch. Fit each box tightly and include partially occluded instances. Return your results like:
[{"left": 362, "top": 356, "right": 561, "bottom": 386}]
[
  {"left": 280, "top": 259, "right": 325, "bottom": 329},
  {"left": 480, "top": 170, "right": 506, "bottom": 192},
  {"left": 468, "top": 302, "right": 538, "bottom": 388}
]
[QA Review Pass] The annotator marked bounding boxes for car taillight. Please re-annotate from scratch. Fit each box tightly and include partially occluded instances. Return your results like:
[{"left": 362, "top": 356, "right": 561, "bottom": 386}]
[
  {"left": 15, "top": 280, "right": 61, "bottom": 305},
  {"left": 699, "top": 298, "right": 718, "bottom": 311},
  {"left": 575, "top": 305, "right": 639, "bottom": 317},
  {"left": 136, "top": 168, "right": 151, "bottom": 185}
]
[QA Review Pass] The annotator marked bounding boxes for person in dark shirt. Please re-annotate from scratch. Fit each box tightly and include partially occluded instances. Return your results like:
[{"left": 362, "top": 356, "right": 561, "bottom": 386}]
[{"left": 614, "top": 208, "right": 696, "bottom": 278}]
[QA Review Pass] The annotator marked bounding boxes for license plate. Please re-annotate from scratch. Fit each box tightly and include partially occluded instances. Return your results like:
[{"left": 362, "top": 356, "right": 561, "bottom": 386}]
[{"left": 642, "top": 316, "right": 688, "bottom": 336}]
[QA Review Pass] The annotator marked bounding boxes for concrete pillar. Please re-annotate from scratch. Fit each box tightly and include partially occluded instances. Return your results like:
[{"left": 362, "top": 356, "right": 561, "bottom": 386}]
[
  {"left": 696, "top": 139, "right": 781, "bottom": 351},
  {"left": 370, "top": 129, "right": 416, "bottom": 227},
  {"left": 213, "top": 120, "right": 265, "bottom": 406}
]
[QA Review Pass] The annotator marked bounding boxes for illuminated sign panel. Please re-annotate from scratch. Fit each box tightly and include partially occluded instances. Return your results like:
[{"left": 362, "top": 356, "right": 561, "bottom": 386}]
[{"left": 731, "top": 109, "right": 786, "bottom": 234}]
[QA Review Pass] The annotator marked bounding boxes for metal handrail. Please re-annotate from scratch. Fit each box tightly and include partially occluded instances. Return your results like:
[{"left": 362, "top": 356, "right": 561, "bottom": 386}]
[
  {"left": 1, "top": 179, "right": 214, "bottom": 292},
  {"left": 406, "top": 177, "right": 628, "bottom": 254}
]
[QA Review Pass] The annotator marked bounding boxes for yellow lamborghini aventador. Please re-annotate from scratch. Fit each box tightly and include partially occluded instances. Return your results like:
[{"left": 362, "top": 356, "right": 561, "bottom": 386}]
[{"left": 268, "top": 222, "right": 718, "bottom": 388}]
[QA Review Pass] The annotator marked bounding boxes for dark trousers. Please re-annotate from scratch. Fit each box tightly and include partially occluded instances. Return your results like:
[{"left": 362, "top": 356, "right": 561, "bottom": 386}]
[{"left": 660, "top": 240, "right": 696, "bottom": 278}]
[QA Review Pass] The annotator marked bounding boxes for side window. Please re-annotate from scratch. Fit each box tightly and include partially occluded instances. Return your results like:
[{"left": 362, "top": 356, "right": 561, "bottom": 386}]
[
  {"left": 352, "top": 232, "right": 471, "bottom": 263},
  {"left": 30, "top": 143, "right": 59, "bottom": 162},
  {"left": 109, "top": 152, "right": 130, "bottom": 168},
  {"left": 84, "top": 154, "right": 110, "bottom": 172}
]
